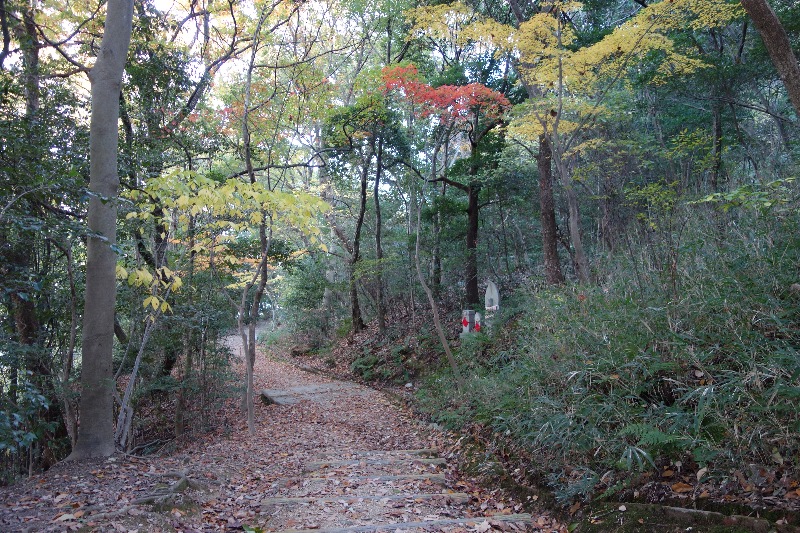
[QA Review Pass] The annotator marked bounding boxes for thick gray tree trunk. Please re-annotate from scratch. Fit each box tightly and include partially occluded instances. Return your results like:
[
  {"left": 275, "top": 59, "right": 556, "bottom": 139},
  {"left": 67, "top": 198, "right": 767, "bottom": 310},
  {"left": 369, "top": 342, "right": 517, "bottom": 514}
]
[
  {"left": 68, "top": 0, "right": 133, "bottom": 461},
  {"left": 740, "top": 0, "right": 800, "bottom": 116}
]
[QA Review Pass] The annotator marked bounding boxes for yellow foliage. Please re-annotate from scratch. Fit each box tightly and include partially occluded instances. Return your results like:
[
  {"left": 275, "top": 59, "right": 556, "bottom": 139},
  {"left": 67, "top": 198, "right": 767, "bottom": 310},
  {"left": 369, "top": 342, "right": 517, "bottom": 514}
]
[
  {"left": 405, "top": 2, "right": 476, "bottom": 45},
  {"left": 649, "top": 0, "right": 744, "bottom": 31},
  {"left": 407, "top": 0, "right": 742, "bottom": 149},
  {"left": 122, "top": 165, "right": 333, "bottom": 297},
  {"left": 564, "top": 137, "right": 607, "bottom": 159},
  {"left": 413, "top": 0, "right": 743, "bottom": 96},
  {"left": 507, "top": 96, "right": 597, "bottom": 142},
  {"left": 459, "top": 19, "right": 515, "bottom": 51}
]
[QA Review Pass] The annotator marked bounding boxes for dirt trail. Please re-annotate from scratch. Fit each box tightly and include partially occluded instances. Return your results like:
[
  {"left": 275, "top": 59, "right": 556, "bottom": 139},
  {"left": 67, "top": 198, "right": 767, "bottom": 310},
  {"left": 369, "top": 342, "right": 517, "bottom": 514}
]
[{"left": 0, "top": 333, "right": 562, "bottom": 532}]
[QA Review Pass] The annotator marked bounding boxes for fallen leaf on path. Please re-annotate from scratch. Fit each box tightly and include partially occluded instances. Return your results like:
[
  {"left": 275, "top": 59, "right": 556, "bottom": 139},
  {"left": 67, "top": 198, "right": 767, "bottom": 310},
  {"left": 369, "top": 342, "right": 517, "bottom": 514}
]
[{"left": 671, "top": 482, "right": 693, "bottom": 493}]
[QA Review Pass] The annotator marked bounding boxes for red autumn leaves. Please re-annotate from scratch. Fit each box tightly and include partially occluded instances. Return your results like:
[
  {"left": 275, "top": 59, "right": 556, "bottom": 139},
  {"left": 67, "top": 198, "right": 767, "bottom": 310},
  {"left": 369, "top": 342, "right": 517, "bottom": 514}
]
[{"left": 382, "top": 64, "right": 510, "bottom": 124}]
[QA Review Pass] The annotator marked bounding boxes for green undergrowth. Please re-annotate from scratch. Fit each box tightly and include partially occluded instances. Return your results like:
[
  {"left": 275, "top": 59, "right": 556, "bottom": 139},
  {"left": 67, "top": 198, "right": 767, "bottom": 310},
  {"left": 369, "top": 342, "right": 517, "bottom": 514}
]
[
  {"left": 415, "top": 217, "right": 800, "bottom": 507},
  {"left": 350, "top": 341, "right": 421, "bottom": 383}
]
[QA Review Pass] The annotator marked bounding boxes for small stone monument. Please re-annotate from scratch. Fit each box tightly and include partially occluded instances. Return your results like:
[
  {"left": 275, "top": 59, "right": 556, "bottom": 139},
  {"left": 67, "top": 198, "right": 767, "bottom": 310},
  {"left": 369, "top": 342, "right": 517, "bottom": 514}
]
[
  {"left": 485, "top": 280, "right": 500, "bottom": 311},
  {"left": 460, "top": 282, "right": 499, "bottom": 337},
  {"left": 484, "top": 281, "right": 500, "bottom": 331},
  {"left": 460, "top": 309, "right": 476, "bottom": 338}
]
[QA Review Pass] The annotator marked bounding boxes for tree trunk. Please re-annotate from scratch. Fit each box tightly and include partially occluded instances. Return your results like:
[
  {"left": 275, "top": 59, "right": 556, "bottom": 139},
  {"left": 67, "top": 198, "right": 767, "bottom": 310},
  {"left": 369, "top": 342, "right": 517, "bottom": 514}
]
[
  {"left": 239, "top": 11, "right": 270, "bottom": 435},
  {"left": 18, "top": 5, "right": 40, "bottom": 118},
  {"left": 114, "top": 316, "right": 158, "bottom": 450},
  {"left": 350, "top": 152, "right": 371, "bottom": 334},
  {"left": 317, "top": 126, "right": 350, "bottom": 337},
  {"left": 322, "top": 268, "right": 335, "bottom": 337},
  {"left": 175, "top": 213, "right": 196, "bottom": 438},
  {"left": 552, "top": 13, "right": 589, "bottom": 284},
  {"left": 406, "top": 184, "right": 417, "bottom": 314},
  {"left": 508, "top": 0, "right": 564, "bottom": 285},
  {"left": 432, "top": 188, "right": 443, "bottom": 298},
  {"left": 740, "top": 0, "right": 800, "bottom": 116},
  {"left": 497, "top": 195, "right": 514, "bottom": 276},
  {"left": 68, "top": 0, "right": 134, "bottom": 461},
  {"left": 374, "top": 137, "right": 386, "bottom": 336},
  {"left": 552, "top": 136, "right": 590, "bottom": 284},
  {"left": 562, "top": 171, "right": 590, "bottom": 283},
  {"left": 537, "top": 135, "right": 565, "bottom": 284},
  {"left": 52, "top": 241, "right": 79, "bottom": 448},
  {"left": 465, "top": 183, "right": 480, "bottom": 308},
  {"left": 245, "top": 220, "right": 271, "bottom": 435},
  {"left": 599, "top": 174, "right": 617, "bottom": 252},
  {"left": 12, "top": 0, "right": 43, "bottom": 383},
  {"left": 431, "top": 142, "right": 448, "bottom": 299},
  {"left": 154, "top": 203, "right": 179, "bottom": 378}
]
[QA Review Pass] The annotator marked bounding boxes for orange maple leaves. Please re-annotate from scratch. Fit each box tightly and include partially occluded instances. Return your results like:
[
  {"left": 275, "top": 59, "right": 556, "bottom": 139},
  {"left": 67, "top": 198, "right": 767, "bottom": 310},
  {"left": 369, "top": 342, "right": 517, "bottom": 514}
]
[{"left": 382, "top": 64, "right": 510, "bottom": 124}]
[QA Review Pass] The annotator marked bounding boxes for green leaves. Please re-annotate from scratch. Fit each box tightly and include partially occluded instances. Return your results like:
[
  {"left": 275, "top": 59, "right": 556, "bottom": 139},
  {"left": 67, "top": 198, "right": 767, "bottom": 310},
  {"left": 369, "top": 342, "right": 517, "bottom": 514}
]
[
  {"left": 618, "top": 445, "right": 655, "bottom": 471},
  {"left": 0, "top": 377, "right": 50, "bottom": 454},
  {"left": 696, "top": 178, "right": 797, "bottom": 215}
]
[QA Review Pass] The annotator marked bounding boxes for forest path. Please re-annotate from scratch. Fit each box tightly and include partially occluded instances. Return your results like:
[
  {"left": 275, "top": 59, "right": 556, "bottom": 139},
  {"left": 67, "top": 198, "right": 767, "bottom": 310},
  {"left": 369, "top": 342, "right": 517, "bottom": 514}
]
[
  {"left": 221, "top": 330, "right": 536, "bottom": 532},
  {"left": 254, "top": 375, "right": 531, "bottom": 532},
  {"left": 0, "top": 331, "right": 561, "bottom": 532}
]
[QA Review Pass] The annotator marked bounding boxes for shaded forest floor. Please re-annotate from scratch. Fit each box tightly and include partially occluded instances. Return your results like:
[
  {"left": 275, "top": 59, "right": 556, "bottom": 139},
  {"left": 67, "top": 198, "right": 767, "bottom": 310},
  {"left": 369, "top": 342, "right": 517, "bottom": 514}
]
[{"left": 0, "top": 331, "right": 563, "bottom": 532}]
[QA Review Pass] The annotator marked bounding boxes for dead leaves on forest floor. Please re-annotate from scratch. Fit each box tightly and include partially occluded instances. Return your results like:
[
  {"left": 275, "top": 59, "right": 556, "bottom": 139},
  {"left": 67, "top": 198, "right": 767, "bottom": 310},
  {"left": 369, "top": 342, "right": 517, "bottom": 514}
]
[{"left": 0, "top": 335, "right": 564, "bottom": 532}]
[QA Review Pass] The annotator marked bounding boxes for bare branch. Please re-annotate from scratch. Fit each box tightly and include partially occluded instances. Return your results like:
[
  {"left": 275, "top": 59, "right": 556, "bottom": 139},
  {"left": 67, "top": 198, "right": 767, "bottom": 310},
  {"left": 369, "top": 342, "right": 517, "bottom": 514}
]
[{"left": 37, "top": 31, "right": 90, "bottom": 73}]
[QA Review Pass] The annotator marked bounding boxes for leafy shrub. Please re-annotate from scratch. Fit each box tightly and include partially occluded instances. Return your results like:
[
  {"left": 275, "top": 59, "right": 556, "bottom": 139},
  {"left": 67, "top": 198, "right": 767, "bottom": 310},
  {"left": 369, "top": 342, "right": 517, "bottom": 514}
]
[{"left": 0, "top": 374, "right": 52, "bottom": 484}]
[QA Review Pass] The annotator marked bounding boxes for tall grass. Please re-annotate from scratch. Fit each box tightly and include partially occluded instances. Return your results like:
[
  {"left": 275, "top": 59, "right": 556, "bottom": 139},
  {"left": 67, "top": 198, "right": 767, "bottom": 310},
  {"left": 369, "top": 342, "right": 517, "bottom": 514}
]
[{"left": 416, "top": 210, "right": 800, "bottom": 503}]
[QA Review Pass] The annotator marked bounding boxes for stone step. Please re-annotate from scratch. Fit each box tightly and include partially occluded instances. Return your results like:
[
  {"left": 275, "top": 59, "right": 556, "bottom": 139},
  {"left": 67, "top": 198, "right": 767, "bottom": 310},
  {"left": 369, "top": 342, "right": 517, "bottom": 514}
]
[
  {"left": 270, "top": 513, "right": 532, "bottom": 533},
  {"left": 306, "top": 473, "right": 447, "bottom": 484},
  {"left": 261, "top": 383, "right": 372, "bottom": 405},
  {"left": 305, "top": 458, "right": 446, "bottom": 472},
  {"left": 260, "top": 492, "right": 470, "bottom": 507},
  {"left": 317, "top": 449, "right": 439, "bottom": 459}
]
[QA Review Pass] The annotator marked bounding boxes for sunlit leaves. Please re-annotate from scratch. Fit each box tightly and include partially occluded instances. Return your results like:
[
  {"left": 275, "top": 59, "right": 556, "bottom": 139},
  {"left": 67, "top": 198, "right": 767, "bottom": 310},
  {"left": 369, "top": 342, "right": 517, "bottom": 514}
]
[
  {"left": 114, "top": 261, "right": 183, "bottom": 315},
  {"left": 382, "top": 63, "right": 511, "bottom": 125},
  {"left": 405, "top": 2, "right": 478, "bottom": 46},
  {"left": 127, "top": 268, "right": 154, "bottom": 288},
  {"left": 123, "top": 168, "right": 330, "bottom": 289},
  {"left": 412, "top": 0, "right": 744, "bottom": 96},
  {"left": 142, "top": 295, "right": 171, "bottom": 313}
]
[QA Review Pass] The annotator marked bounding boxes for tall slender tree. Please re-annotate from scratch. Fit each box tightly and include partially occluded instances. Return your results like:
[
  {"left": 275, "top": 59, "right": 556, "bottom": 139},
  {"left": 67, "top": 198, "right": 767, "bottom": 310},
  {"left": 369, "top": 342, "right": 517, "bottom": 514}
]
[{"left": 68, "top": 0, "right": 133, "bottom": 461}]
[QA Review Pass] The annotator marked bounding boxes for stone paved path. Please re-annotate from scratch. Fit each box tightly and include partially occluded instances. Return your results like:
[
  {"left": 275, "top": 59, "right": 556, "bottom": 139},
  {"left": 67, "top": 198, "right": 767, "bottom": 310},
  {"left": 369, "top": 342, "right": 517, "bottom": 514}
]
[
  {"left": 256, "top": 379, "right": 532, "bottom": 532},
  {"left": 0, "top": 334, "right": 550, "bottom": 532}
]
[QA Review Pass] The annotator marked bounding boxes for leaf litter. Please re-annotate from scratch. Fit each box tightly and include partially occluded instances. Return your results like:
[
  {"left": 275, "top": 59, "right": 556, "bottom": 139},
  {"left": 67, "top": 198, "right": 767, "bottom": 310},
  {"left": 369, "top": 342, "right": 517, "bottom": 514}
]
[{"left": 0, "top": 334, "right": 564, "bottom": 532}]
